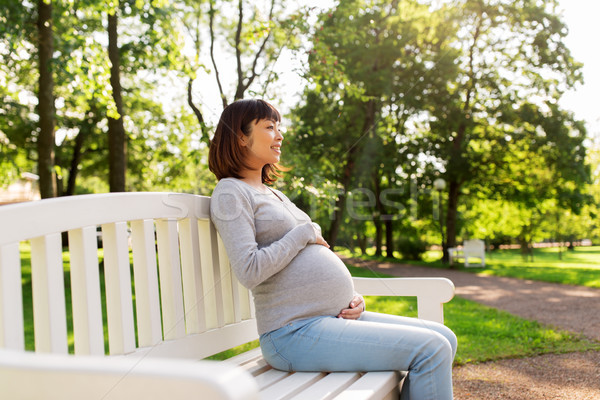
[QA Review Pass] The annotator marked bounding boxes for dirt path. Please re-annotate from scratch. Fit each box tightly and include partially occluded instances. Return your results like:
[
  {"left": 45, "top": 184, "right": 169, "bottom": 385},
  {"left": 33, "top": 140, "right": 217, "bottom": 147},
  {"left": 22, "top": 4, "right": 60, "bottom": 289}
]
[
  {"left": 340, "top": 256, "right": 600, "bottom": 399},
  {"left": 342, "top": 257, "right": 600, "bottom": 340},
  {"left": 452, "top": 350, "right": 600, "bottom": 400}
]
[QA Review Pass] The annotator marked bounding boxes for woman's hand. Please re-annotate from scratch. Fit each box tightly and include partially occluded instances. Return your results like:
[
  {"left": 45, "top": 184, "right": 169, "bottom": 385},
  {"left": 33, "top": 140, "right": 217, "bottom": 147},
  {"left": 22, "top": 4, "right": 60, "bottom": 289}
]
[
  {"left": 338, "top": 296, "right": 364, "bottom": 320},
  {"left": 315, "top": 233, "right": 330, "bottom": 248}
]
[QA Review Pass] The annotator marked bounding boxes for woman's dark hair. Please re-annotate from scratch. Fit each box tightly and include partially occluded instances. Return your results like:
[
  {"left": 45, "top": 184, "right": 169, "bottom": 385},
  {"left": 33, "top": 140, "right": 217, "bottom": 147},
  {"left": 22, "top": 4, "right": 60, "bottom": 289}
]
[{"left": 208, "top": 99, "right": 285, "bottom": 184}]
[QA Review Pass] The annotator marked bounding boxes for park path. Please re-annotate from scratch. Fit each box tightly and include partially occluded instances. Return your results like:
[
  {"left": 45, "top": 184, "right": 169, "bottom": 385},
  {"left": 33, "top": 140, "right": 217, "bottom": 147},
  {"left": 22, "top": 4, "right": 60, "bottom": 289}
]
[
  {"left": 340, "top": 256, "right": 600, "bottom": 400},
  {"left": 340, "top": 256, "right": 600, "bottom": 340}
]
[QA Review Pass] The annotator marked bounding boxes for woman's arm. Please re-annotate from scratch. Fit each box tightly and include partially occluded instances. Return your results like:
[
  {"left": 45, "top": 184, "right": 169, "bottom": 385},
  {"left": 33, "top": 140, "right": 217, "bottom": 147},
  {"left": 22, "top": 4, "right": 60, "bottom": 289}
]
[{"left": 210, "top": 182, "right": 318, "bottom": 289}]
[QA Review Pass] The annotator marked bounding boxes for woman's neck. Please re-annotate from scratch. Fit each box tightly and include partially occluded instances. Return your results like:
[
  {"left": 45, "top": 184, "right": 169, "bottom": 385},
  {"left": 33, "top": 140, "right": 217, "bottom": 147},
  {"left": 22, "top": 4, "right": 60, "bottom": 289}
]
[{"left": 239, "top": 169, "right": 265, "bottom": 191}]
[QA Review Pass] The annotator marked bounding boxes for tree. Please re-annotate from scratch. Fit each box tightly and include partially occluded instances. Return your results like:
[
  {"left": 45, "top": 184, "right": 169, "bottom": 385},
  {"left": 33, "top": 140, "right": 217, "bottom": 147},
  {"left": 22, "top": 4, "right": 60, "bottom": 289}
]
[
  {"left": 423, "top": 0, "right": 588, "bottom": 263},
  {"left": 1, "top": 0, "right": 196, "bottom": 195},
  {"left": 0, "top": 0, "right": 36, "bottom": 187},
  {"left": 36, "top": 0, "right": 57, "bottom": 198},
  {"left": 184, "top": 0, "right": 307, "bottom": 121},
  {"left": 107, "top": 3, "right": 127, "bottom": 192},
  {"left": 288, "top": 0, "right": 453, "bottom": 248}
]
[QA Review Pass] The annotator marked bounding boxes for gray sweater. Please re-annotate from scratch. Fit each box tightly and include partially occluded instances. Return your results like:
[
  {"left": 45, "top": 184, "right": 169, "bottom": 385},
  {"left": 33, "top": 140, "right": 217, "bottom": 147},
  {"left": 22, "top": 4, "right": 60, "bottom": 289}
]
[{"left": 210, "top": 178, "right": 356, "bottom": 335}]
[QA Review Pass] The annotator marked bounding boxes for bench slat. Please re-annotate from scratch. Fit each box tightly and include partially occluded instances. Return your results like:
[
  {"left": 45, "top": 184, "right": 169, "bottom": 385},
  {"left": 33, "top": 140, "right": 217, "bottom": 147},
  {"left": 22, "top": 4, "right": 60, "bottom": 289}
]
[
  {"left": 260, "top": 372, "right": 326, "bottom": 400},
  {"left": 234, "top": 275, "right": 252, "bottom": 322},
  {"left": 290, "top": 372, "right": 361, "bottom": 400},
  {"left": 126, "top": 319, "right": 258, "bottom": 360},
  {"left": 198, "top": 219, "right": 219, "bottom": 329},
  {"left": 30, "top": 233, "right": 68, "bottom": 354},
  {"left": 217, "top": 235, "right": 235, "bottom": 325},
  {"left": 68, "top": 227, "right": 104, "bottom": 355},
  {"left": 332, "top": 371, "right": 399, "bottom": 400},
  {"left": 0, "top": 243, "right": 24, "bottom": 350},
  {"left": 208, "top": 222, "right": 226, "bottom": 328},
  {"left": 0, "top": 193, "right": 211, "bottom": 246},
  {"left": 102, "top": 222, "right": 136, "bottom": 355},
  {"left": 255, "top": 368, "right": 290, "bottom": 390},
  {"left": 178, "top": 217, "right": 206, "bottom": 334},
  {"left": 156, "top": 219, "right": 186, "bottom": 340},
  {"left": 0, "top": 349, "right": 260, "bottom": 400},
  {"left": 226, "top": 347, "right": 272, "bottom": 377},
  {"left": 131, "top": 220, "right": 163, "bottom": 347},
  {"left": 239, "top": 356, "right": 271, "bottom": 377}
]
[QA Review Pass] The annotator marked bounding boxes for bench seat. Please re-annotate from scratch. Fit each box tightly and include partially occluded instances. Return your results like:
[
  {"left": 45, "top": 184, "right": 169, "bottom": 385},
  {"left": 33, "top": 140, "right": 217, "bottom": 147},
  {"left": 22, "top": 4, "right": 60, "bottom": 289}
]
[
  {"left": 0, "top": 193, "right": 454, "bottom": 399},
  {"left": 228, "top": 347, "right": 402, "bottom": 400}
]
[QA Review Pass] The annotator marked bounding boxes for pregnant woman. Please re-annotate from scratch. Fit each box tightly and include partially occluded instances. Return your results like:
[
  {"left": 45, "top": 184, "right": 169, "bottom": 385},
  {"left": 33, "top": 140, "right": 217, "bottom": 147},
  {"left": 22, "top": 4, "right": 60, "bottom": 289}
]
[{"left": 208, "top": 99, "right": 457, "bottom": 400}]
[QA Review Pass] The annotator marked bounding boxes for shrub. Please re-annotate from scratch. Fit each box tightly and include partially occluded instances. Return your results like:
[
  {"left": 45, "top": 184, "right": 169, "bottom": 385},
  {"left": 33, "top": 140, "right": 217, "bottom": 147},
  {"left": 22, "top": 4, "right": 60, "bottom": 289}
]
[{"left": 397, "top": 237, "right": 427, "bottom": 260}]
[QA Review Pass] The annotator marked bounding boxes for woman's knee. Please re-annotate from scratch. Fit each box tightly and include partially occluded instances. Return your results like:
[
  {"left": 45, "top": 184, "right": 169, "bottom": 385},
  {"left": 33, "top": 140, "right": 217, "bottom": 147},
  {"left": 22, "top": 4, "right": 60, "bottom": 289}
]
[
  {"left": 444, "top": 329, "right": 457, "bottom": 359},
  {"left": 439, "top": 326, "right": 457, "bottom": 359},
  {"left": 425, "top": 330, "right": 455, "bottom": 363},
  {"left": 426, "top": 322, "right": 457, "bottom": 359}
]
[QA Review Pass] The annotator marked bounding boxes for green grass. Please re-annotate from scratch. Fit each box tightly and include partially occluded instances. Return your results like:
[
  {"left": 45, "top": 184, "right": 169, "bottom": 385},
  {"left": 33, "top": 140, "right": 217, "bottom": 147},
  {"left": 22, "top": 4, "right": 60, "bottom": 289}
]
[
  {"left": 210, "top": 265, "right": 599, "bottom": 364},
  {"left": 19, "top": 243, "right": 600, "bottom": 366},
  {"left": 338, "top": 246, "right": 600, "bottom": 288},
  {"left": 472, "top": 246, "right": 600, "bottom": 288},
  {"left": 346, "top": 265, "right": 599, "bottom": 365}
]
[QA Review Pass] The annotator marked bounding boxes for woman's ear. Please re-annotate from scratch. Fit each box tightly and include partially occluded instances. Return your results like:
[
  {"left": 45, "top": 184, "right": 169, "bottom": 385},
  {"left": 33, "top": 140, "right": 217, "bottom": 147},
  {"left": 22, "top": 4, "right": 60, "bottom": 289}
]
[{"left": 238, "top": 134, "right": 248, "bottom": 146}]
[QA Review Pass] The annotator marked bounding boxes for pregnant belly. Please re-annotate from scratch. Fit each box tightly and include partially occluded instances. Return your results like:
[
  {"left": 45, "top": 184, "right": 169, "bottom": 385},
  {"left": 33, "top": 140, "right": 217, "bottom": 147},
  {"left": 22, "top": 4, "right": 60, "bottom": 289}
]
[{"left": 260, "top": 244, "right": 356, "bottom": 316}]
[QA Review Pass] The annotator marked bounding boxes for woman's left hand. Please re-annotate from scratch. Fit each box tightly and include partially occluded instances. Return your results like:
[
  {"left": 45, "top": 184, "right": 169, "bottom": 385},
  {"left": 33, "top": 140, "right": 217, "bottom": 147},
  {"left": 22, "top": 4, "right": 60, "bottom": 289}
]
[{"left": 337, "top": 296, "right": 364, "bottom": 320}]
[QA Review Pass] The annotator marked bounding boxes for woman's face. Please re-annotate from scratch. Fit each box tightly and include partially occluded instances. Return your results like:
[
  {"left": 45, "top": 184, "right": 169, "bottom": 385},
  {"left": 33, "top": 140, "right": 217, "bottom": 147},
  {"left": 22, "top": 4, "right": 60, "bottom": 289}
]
[{"left": 242, "top": 118, "right": 283, "bottom": 169}]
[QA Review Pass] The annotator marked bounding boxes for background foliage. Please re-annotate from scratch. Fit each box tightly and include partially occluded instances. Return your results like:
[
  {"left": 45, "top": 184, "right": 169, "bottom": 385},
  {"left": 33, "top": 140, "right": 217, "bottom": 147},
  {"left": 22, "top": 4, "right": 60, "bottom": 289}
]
[{"left": 1, "top": 0, "right": 598, "bottom": 258}]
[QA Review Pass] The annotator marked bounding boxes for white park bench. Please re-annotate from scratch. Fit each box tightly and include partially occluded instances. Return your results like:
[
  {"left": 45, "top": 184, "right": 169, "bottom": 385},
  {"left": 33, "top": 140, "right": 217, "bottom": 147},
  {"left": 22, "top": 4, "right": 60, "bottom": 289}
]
[
  {"left": 448, "top": 239, "right": 486, "bottom": 268},
  {"left": 0, "top": 192, "right": 454, "bottom": 400}
]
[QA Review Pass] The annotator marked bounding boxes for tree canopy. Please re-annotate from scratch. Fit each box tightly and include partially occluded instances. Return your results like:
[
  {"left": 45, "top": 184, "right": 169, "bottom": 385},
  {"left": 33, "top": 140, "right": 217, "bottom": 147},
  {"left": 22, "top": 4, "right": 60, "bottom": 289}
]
[{"left": 0, "top": 0, "right": 596, "bottom": 257}]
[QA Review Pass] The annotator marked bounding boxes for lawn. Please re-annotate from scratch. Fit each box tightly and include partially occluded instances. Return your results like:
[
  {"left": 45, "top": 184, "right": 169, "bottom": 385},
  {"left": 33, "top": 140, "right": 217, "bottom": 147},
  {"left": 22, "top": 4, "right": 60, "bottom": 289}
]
[
  {"left": 345, "top": 265, "right": 599, "bottom": 365},
  {"left": 18, "top": 243, "right": 600, "bottom": 365},
  {"left": 210, "top": 264, "right": 599, "bottom": 364},
  {"left": 468, "top": 246, "right": 600, "bottom": 288},
  {"left": 341, "top": 245, "right": 600, "bottom": 288}
]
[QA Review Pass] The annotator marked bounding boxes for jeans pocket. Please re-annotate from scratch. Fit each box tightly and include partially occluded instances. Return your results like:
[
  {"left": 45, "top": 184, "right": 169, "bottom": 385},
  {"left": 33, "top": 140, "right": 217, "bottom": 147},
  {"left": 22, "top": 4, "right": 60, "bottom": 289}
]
[{"left": 260, "top": 331, "right": 293, "bottom": 371}]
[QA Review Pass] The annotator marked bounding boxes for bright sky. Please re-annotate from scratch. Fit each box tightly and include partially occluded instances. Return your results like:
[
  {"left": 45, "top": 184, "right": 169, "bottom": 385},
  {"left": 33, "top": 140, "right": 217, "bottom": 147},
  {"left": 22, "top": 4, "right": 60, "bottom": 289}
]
[{"left": 557, "top": 0, "right": 600, "bottom": 136}]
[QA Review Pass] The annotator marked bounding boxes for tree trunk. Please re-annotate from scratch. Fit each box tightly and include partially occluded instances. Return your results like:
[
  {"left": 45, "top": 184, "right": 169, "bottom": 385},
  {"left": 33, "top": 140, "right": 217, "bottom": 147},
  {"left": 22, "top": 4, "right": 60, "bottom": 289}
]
[
  {"left": 442, "top": 14, "right": 480, "bottom": 264},
  {"left": 232, "top": 0, "right": 275, "bottom": 102},
  {"left": 445, "top": 180, "right": 460, "bottom": 265},
  {"left": 373, "top": 171, "right": 383, "bottom": 257},
  {"left": 36, "top": 0, "right": 56, "bottom": 199},
  {"left": 108, "top": 9, "right": 126, "bottom": 192},
  {"left": 384, "top": 172, "right": 395, "bottom": 258},
  {"left": 65, "top": 108, "right": 97, "bottom": 196},
  {"left": 209, "top": 0, "right": 228, "bottom": 108},
  {"left": 384, "top": 219, "right": 394, "bottom": 258},
  {"left": 328, "top": 100, "right": 375, "bottom": 245},
  {"left": 374, "top": 218, "right": 383, "bottom": 257},
  {"left": 64, "top": 131, "right": 85, "bottom": 196},
  {"left": 327, "top": 152, "right": 355, "bottom": 246},
  {"left": 187, "top": 78, "right": 211, "bottom": 147},
  {"left": 357, "top": 233, "right": 367, "bottom": 255}
]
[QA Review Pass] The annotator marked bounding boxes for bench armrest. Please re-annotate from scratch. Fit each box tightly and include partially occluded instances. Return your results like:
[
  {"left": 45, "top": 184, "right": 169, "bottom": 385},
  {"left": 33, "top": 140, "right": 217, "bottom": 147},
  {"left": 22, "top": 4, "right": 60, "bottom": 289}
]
[
  {"left": 0, "top": 350, "right": 259, "bottom": 400},
  {"left": 352, "top": 277, "right": 455, "bottom": 324}
]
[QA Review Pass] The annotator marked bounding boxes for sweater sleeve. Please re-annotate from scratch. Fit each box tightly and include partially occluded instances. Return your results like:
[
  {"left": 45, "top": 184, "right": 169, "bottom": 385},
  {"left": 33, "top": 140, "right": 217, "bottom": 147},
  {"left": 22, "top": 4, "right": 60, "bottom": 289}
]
[{"left": 210, "top": 181, "right": 317, "bottom": 290}]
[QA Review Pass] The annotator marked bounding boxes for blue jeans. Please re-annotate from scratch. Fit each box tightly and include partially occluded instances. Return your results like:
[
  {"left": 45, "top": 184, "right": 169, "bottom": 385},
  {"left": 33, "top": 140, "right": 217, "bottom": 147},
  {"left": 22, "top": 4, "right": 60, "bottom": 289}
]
[{"left": 259, "top": 311, "right": 457, "bottom": 400}]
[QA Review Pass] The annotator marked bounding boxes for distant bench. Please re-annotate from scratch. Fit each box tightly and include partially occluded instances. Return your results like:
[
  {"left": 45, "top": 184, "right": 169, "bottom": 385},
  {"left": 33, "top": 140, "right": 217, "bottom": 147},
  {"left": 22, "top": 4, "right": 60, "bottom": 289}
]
[
  {"left": 0, "top": 193, "right": 455, "bottom": 399},
  {"left": 449, "top": 239, "right": 486, "bottom": 268}
]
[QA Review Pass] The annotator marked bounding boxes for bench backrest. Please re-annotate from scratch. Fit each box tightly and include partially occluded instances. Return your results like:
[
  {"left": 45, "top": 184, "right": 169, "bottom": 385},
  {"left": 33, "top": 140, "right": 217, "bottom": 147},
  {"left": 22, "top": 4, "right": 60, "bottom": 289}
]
[
  {"left": 463, "top": 239, "right": 484, "bottom": 255},
  {"left": 0, "top": 193, "right": 258, "bottom": 360}
]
